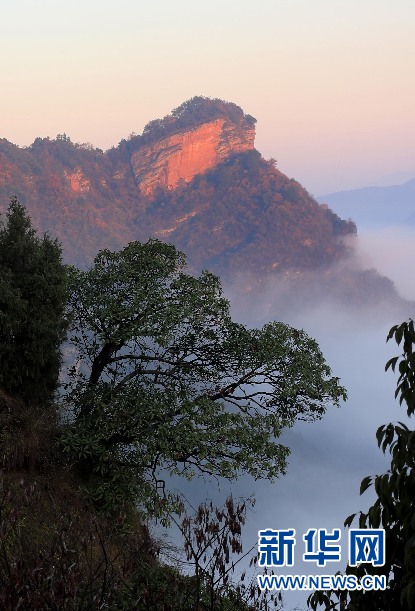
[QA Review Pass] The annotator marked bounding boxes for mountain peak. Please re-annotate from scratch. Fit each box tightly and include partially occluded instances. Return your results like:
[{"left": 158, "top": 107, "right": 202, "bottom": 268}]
[{"left": 127, "top": 97, "right": 256, "bottom": 194}]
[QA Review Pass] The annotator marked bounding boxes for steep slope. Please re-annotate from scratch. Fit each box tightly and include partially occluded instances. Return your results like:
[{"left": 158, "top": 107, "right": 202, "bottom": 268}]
[
  {"left": 129, "top": 97, "right": 256, "bottom": 194},
  {"left": 137, "top": 149, "right": 355, "bottom": 277},
  {"left": 131, "top": 119, "right": 255, "bottom": 194}
]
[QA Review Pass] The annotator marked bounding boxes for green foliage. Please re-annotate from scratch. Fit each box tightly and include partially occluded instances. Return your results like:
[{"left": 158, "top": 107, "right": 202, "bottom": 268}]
[
  {"left": 63, "top": 239, "right": 346, "bottom": 512},
  {"left": 386, "top": 319, "right": 415, "bottom": 416},
  {"left": 0, "top": 197, "right": 68, "bottom": 406},
  {"left": 308, "top": 319, "right": 415, "bottom": 611}
]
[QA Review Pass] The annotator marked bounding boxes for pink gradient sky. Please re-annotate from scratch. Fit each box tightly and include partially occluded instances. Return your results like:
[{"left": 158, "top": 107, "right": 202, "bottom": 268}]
[{"left": 1, "top": 0, "right": 414, "bottom": 194}]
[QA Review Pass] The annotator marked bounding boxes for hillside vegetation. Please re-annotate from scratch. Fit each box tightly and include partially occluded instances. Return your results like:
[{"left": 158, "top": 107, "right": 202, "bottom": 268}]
[
  {"left": 0, "top": 199, "right": 346, "bottom": 609},
  {"left": 0, "top": 98, "right": 354, "bottom": 275}
]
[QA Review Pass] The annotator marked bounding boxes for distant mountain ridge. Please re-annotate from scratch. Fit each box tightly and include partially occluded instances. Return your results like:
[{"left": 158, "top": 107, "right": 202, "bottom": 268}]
[
  {"left": 0, "top": 96, "right": 409, "bottom": 310},
  {"left": 318, "top": 178, "right": 415, "bottom": 229}
]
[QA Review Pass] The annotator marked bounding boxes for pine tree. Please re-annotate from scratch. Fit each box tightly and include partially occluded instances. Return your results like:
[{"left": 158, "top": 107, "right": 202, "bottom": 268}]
[{"left": 0, "top": 197, "right": 68, "bottom": 405}]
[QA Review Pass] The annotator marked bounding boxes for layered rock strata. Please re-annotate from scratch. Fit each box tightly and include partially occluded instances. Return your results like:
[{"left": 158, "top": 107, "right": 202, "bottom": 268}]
[{"left": 130, "top": 118, "right": 255, "bottom": 194}]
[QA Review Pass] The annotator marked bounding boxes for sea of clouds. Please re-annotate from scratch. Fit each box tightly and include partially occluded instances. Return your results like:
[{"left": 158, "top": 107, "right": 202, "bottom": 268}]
[{"left": 160, "top": 224, "right": 415, "bottom": 610}]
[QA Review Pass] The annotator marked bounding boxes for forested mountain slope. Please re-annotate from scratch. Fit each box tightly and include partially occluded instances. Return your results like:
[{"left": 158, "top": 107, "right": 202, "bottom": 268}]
[{"left": 0, "top": 96, "right": 406, "bottom": 309}]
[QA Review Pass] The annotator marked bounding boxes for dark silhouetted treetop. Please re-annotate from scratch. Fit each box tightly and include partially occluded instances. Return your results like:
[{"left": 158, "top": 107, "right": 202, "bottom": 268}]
[{"left": 0, "top": 197, "right": 68, "bottom": 406}]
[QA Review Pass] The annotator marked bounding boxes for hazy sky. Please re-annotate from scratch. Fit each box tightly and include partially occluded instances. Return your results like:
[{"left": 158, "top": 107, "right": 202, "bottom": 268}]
[{"left": 1, "top": 0, "right": 414, "bottom": 194}]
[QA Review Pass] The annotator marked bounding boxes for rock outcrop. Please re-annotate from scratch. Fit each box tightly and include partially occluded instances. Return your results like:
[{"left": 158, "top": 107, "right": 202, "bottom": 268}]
[
  {"left": 64, "top": 169, "right": 90, "bottom": 193},
  {"left": 130, "top": 116, "right": 255, "bottom": 194}
]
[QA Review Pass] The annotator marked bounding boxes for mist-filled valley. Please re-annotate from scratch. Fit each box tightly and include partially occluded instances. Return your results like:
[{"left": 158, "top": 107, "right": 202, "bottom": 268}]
[{"left": 162, "top": 220, "right": 415, "bottom": 609}]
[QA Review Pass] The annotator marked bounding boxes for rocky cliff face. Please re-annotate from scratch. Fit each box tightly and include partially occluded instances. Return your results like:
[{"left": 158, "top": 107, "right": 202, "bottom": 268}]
[
  {"left": 130, "top": 117, "right": 255, "bottom": 194},
  {"left": 64, "top": 169, "right": 91, "bottom": 193}
]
